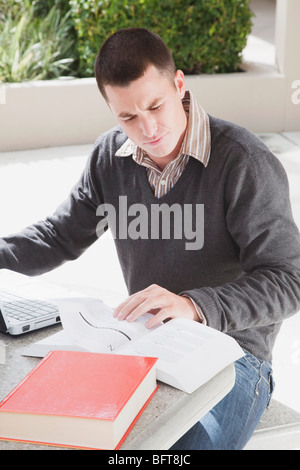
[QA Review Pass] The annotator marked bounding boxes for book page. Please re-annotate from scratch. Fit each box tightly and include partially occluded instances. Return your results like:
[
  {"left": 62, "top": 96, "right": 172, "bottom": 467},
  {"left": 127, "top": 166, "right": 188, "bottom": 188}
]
[
  {"left": 55, "top": 297, "right": 155, "bottom": 353},
  {"left": 22, "top": 330, "right": 86, "bottom": 358},
  {"left": 118, "top": 317, "right": 222, "bottom": 360},
  {"left": 23, "top": 297, "right": 244, "bottom": 394},
  {"left": 117, "top": 318, "right": 244, "bottom": 393}
]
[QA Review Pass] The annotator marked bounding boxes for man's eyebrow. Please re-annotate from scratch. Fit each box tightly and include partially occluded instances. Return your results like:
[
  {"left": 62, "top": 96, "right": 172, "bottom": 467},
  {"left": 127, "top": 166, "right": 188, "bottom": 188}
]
[
  {"left": 146, "top": 96, "right": 164, "bottom": 109},
  {"left": 118, "top": 96, "right": 165, "bottom": 119},
  {"left": 118, "top": 110, "right": 136, "bottom": 119}
]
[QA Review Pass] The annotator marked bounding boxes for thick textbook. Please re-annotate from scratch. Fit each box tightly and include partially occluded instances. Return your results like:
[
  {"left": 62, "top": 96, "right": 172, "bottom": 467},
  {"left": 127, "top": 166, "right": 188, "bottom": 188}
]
[
  {"left": 0, "top": 350, "right": 158, "bottom": 450},
  {"left": 23, "top": 297, "right": 244, "bottom": 394}
]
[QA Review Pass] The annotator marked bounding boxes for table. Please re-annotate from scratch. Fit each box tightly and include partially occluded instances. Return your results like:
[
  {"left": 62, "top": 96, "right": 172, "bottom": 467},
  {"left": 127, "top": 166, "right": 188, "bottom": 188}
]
[{"left": 0, "top": 282, "right": 235, "bottom": 450}]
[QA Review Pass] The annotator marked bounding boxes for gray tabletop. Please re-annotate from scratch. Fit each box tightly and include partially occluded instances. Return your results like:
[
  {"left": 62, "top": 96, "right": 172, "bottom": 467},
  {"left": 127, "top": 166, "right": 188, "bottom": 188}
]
[
  {"left": 0, "top": 281, "right": 235, "bottom": 450},
  {"left": 0, "top": 324, "right": 234, "bottom": 450}
]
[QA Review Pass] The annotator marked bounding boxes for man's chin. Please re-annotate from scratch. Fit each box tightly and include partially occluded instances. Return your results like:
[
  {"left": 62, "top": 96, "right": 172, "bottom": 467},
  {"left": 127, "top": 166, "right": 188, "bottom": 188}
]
[{"left": 143, "top": 143, "right": 178, "bottom": 160}]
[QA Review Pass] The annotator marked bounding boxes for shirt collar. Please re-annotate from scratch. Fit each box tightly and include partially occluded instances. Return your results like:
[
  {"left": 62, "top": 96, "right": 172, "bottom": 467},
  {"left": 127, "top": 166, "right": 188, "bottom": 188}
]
[{"left": 115, "top": 90, "right": 211, "bottom": 167}]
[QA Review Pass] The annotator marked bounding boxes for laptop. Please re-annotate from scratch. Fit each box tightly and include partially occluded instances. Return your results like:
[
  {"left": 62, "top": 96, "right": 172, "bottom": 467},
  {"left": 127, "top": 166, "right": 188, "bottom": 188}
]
[
  {"left": 0, "top": 288, "right": 61, "bottom": 335},
  {"left": 0, "top": 270, "right": 81, "bottom": 336}
]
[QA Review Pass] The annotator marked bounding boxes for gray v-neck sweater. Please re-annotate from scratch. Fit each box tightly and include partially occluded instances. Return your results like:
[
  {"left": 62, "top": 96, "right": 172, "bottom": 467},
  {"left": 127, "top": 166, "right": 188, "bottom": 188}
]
[{"left": 1, "top": 116, "right": 300, "bottom": 361}]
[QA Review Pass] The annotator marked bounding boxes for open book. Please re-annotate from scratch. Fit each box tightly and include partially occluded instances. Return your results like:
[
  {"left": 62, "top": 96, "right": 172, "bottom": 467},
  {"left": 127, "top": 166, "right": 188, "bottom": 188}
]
[{"left": 23, "top": 297, "right": 244, "bottom": 394}]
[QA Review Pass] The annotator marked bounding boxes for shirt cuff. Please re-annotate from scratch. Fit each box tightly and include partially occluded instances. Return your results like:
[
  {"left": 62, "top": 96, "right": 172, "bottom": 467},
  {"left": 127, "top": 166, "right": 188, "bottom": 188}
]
[{"left": 181, "top": 294, "right": 207, "bottom": 324}]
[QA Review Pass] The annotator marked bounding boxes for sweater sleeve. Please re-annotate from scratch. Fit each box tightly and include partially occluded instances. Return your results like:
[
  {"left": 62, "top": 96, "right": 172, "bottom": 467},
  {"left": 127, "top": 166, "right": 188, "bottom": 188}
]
[
  {"left": 182, "top": 147, "right": 300, "bottom": 333},
  {"left": 0, "top": 150, "right": 104, "bottom": 276}
]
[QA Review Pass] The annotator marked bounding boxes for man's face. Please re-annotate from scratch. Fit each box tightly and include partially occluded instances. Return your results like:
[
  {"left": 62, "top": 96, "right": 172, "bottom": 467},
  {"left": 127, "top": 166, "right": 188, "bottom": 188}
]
[{"left": 104, "top": 65, "right": 187, "bottom": 168}]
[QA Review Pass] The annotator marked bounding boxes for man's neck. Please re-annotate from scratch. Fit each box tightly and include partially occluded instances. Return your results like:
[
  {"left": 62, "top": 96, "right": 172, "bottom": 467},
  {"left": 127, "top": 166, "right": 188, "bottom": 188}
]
[{"left": 148, "top": 120, "right": 187, "bottom": 170}]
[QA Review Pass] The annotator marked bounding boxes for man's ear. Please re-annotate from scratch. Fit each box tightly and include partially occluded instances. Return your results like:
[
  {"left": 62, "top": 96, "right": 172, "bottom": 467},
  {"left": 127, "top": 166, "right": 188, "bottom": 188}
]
[{"left": 174, "top": 70, "right": 186, "bottom": 99}]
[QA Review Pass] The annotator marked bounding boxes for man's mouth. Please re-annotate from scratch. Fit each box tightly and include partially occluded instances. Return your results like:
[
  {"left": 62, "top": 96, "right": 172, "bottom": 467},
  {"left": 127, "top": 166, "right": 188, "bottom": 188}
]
[{"left": 145, "top": 135, "right": 166, "bottom": 146}]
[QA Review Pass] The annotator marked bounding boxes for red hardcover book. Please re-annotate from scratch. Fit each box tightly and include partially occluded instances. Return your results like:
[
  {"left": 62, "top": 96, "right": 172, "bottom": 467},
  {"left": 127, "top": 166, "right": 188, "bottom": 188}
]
[{"left": 0, "top": 350, "right": 158, "bottom": 449}]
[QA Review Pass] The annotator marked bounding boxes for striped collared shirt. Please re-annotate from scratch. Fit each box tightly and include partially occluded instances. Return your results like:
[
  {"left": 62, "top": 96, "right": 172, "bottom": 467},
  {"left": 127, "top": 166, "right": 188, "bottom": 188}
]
[
  {"left": 115, "top": 90, "right": 211, "bottom": 198},
  {"left": 115, "top": 91, "right": 210, "bottom": 324}
]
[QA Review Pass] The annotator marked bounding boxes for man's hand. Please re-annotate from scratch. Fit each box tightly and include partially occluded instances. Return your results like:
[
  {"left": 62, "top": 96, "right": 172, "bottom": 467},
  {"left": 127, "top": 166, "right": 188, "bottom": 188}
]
[{"left": 113, "top": 284, "right": 200, "bottom": 328}]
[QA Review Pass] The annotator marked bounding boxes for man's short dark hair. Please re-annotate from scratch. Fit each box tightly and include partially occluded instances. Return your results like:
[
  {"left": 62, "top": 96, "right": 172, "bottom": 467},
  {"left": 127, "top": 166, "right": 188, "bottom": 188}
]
[{"left": 94, "top": 28, "right": 176, "bottom": 101}]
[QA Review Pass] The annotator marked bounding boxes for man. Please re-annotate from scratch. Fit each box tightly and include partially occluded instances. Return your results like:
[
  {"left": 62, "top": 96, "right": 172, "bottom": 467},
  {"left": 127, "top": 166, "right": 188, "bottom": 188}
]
[{"left": 1, "top": 28, "right": 300, "bottom": 449}]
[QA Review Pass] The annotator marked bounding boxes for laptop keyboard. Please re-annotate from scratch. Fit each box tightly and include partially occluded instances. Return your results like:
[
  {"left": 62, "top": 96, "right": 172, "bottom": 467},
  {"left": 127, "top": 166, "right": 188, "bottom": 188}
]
[{"left": 0, "top": 289, "right": 59, "bottom": 322}]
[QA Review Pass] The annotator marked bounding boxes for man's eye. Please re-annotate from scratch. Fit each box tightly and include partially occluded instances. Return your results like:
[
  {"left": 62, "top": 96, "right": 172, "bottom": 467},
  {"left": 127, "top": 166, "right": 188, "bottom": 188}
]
[{"left": 151, "top": 104, "right": 162, "bottom": 112}]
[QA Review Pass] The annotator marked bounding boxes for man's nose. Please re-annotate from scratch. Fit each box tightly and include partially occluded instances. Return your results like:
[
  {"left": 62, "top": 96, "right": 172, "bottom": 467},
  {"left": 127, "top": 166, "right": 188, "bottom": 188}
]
[{"left": 139, "top": 114, "right": 158, "bottom": 138}]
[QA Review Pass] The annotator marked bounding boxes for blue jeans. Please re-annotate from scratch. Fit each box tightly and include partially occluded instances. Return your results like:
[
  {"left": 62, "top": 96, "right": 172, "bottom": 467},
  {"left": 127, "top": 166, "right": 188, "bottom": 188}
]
[{"left": 170, "top": 350, "right": 274, "bottom": 450}]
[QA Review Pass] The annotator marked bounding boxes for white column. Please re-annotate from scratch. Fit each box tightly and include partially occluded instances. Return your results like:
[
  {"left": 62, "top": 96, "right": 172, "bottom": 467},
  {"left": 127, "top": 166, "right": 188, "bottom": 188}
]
[{"left": 275, "top": 0, "right": 300, "bottom": 130}]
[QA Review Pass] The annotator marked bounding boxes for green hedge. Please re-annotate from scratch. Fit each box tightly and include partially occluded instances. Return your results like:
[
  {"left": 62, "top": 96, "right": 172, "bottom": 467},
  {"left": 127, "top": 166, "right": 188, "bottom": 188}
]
[
  {"left": 1, "top": 0, "right": 253, "bottom": 82},
  {"left": 69, "top": 0, "right": 253, "bottom": 77},
  {"left": 0, "top": 1, "right": 76, "bottom": 82}
]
